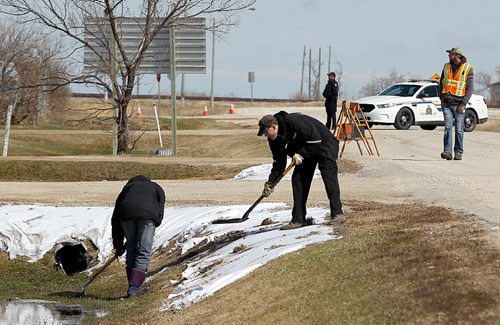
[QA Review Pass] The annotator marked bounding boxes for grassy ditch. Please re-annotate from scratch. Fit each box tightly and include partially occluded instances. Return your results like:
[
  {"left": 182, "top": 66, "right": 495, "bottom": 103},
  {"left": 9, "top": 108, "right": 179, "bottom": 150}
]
[
  {"left": 0, "top": 160, "right": 254, "bottom": 181},
  {"left": 0, "top": 159, "right": 361, "bottom": 182},
  {"left": 159, "top": 202, "right": 500, "bottom": 324},
  {"left": 1, "top": 202, "right": 499, "bottom": 324}
]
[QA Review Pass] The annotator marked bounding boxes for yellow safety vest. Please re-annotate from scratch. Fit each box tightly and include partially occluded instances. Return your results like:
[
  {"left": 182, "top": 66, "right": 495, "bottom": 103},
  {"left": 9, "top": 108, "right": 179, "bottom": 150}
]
[{"left": 441, "top": 62, "right": 472, "bottom": 97}]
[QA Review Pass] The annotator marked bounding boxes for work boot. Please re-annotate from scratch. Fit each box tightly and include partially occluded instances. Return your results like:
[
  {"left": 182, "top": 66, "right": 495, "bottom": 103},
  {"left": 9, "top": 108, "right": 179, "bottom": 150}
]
[
  {"left": 127, "top": 268, "right": 147, "bottom": 297},
  {"left": 326, "top": 213, "right": 346, "bottom": 225},
  {"left": 441, "top": 151, "right": 452, "bottom": 160},
  {"left": 454, "top": 152, "right": 463, "bottom": 160},
  {"left": 127, "top": 285, "right": 149, "bottom": 297},
  {"left": 280, "top": 222, "right": 306, "bottom": 231}
]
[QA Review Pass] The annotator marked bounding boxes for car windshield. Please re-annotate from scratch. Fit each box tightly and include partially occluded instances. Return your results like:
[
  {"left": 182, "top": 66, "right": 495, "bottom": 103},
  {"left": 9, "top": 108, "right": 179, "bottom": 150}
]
[{"left": 379, "top": 84, "right": 422, "bottom": 97}]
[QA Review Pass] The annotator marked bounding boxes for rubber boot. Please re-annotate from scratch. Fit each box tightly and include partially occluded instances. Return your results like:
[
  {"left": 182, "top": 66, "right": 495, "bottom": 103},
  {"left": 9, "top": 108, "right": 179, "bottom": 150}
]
[{"left": 127, "top": 268, "right": 148, "bottom": 297}]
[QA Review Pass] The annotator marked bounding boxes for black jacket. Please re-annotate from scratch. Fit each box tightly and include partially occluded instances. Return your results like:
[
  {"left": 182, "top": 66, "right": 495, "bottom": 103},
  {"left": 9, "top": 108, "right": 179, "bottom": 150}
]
[
  {"left": 323, "top": 80, "right": 339, "bottom": 108},
  {"left": 267, "top": 111, "right": 339, "bottom": 183},
  {"left": 111, "top": 175, "right": 166, "bottom": 249}
]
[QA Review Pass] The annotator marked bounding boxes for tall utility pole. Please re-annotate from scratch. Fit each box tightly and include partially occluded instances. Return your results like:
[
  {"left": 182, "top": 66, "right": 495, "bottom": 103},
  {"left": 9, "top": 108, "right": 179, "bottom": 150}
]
[
  {"left": 308, "top": 48, "right": 312, "bottom": 100},
  {"left": 300, "top": 45, "right": 306, "bottom": 96},
  {"left": 209, "top": 18, "right": 216, "bottom": 109},
  {"left": 181, "top": 74, "right": 185, "bottom": 104},
  {"left": 170, "top": 27, "right": 178, "bottom": 155},
  {"left": 328, "top": 45, "right": 332, "bottom": 73},
  {"left": 156, "top": 73, "right": 161, "bottom": 116},
  {"left": 318, "top": 47, "right": 322, "bottom": 99}
]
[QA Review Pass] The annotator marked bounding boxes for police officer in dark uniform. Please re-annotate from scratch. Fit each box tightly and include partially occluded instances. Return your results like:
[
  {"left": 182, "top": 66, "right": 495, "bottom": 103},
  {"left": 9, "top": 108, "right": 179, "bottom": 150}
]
[
  {"left": 322, "top": 72, "right": 339, "bottom": 130},
  {"left": 257, "top": 111, "right": 343, "bottom": 230}
]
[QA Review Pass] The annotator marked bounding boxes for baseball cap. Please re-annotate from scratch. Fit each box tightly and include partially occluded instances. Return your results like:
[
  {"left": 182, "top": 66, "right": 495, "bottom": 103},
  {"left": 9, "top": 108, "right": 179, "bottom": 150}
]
[
  {"left": 257, "top": 114, "right": 277, "bottom": 136},
  {"left": 446, "top": 47, "right": 464, "bottom": 57},
  {"left": 327, "top": 72, "right": 336, "bottom": 77}
]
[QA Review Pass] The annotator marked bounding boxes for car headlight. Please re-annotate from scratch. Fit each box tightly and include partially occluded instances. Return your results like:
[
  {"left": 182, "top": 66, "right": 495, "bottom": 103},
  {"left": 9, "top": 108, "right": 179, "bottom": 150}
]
[{"left": 377, "top": 103, "right": 397, "bottom": 108}]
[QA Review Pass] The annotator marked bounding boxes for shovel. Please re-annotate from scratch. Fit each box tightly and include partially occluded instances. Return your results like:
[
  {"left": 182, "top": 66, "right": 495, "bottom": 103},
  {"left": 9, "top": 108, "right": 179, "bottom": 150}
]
[
  {"left": 212, "top": 159, "right": 297, "bottom": 224},
  {"left": 74, "top": 254, "right": 117, "bottom": 297}
]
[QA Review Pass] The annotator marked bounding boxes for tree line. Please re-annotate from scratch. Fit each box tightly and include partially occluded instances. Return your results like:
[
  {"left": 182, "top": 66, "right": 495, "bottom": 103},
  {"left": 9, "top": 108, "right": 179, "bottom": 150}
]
[{"left": 0, "top": 22, "right": 70, "bottom": 126}]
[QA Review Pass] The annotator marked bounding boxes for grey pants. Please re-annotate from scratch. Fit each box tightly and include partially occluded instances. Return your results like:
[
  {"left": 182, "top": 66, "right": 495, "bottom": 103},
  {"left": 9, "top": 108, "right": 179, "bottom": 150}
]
[{"left": 121, "top": 218, "right": 155, "bottom": 272}]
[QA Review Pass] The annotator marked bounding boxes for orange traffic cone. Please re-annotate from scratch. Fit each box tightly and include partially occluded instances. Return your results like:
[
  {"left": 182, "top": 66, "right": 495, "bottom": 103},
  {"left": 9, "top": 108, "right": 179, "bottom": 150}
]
[
  {"left": 135, "top": 107, "right": 142, "bottom": 117},
  {"left": 229, "top": 102, "right": 235, "bottom": 114},
  {"left": 203, "top": 105, "right": 209, "bottom": 116}
]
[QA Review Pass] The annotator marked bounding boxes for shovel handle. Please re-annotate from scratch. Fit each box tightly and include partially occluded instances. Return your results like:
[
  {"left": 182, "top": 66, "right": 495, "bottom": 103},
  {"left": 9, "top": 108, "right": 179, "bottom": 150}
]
[
  {"left": 241, "top": 159, "right": 297, "bottom": 219},
  {"left": 79, "top": 254, "right": 117, "bottom": 293},
  {"left": 272, "top": 159, "right": 297, "bottom": 186}
]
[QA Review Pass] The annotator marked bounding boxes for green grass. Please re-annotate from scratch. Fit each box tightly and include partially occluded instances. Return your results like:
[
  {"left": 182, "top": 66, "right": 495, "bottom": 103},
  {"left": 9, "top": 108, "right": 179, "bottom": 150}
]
[{"left": 0, "top": 253, "right": 86, "bottom": 297}]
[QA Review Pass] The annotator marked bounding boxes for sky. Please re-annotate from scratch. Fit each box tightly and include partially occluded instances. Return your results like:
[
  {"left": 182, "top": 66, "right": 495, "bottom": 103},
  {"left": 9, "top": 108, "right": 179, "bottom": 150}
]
[
  {"left": 0, "top": 163, "right": 334, "bottom": 320},
  {"left": 153, "top": 0, "right": 500, "bottom": 100},
  {"left": 58, "top": 0, "right": 500, "bottom": 100}
]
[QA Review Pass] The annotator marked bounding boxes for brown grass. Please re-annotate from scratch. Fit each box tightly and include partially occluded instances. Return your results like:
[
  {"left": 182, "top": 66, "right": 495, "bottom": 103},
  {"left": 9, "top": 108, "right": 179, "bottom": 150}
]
[
  {"left": 0, "top": 153, "right": 498, "bottom": 323},
  {"left": 67, "top": 201, "right": 500, "bottom": 324},
  {"left": 1, "top": 97, "right": 499, "bottom": 323},
  {"left": 66, "top": 97, "right": 323, "bottom": 121},
  {"left": 154, "top": 202, "right": 500, "bottom": 324}
]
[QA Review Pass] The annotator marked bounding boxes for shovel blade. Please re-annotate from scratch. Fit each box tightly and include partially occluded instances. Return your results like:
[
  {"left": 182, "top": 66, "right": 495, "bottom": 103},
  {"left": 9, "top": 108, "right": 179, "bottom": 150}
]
[{"left": 211, "top": 217, "right": 248, "bottom": 224}]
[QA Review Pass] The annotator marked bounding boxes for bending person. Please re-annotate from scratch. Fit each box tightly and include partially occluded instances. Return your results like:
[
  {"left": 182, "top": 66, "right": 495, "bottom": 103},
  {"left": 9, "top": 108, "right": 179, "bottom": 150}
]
[{"left": 111, "top": 175, "right": 165, "bottom": 297}]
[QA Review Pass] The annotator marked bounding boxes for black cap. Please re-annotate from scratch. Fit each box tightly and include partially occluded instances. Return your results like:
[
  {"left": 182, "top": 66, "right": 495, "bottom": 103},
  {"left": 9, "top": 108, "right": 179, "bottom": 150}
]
[
  {"left": 257, "top": 115, "right": 277, "bottom": 136},
  {"left": 327, "top": 72, "right": 336, "bottom": 77}
]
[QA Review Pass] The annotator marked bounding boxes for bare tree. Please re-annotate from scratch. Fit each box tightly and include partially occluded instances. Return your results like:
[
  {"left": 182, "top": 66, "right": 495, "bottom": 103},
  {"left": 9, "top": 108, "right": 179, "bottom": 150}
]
[
  {"left": 333, "top": 61, "right": 343, "bottom": 100},
  {"left": 0, "top": 22, "right": 69, "bottom": 125},
  {"left": 0, "top": 0, "right": 256, "bottom": 154},
  {"left": 310, "top": 60, "right": 321, "bottom": 101},
  {"left": 475, "top": 71, "right": 493, "bottom": 103},
  {"left": 360, "top": 69, "right": 405, "bottom": 97}
]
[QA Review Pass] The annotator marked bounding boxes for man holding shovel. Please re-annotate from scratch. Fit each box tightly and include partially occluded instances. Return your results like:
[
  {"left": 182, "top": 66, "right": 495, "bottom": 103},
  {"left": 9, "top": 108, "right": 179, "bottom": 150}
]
[
  {"left": 258, "top": 111, "right": 343, "bottom": 230},
  {"left": 111, "top": 175, "right": 165, "bottom": 297}
]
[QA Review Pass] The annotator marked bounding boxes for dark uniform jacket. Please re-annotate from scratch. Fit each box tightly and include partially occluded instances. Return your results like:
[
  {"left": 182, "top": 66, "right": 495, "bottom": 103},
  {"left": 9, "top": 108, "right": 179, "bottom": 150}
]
[
  {"left": 322, "top": 79, "right": 339, "bottom": 111},
  {"left": 267, "top": 111, "right": 339, "bottom": 183},
  {"left": 111, "top": 175, "right": 165, "bottom": 249}
]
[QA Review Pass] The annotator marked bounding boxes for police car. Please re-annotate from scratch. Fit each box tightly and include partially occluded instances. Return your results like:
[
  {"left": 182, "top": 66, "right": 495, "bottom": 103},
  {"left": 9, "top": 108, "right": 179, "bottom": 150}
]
[{"left": 357, "top": 79, "right": 488, "bottom": 131}]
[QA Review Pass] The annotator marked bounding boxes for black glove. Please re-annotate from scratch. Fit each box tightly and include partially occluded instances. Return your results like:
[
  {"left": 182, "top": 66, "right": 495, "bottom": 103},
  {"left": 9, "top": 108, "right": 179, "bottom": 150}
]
[
  {"left": 262, "top": 181, "right": 274, "bottom": 197},
  {"left": 115, "top": 246, "right": 125, "bottom": 257}
]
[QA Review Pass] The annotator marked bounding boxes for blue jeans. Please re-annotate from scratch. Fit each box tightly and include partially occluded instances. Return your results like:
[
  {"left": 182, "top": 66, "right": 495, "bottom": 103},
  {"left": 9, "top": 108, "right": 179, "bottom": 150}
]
[
  {"left": 121, "top": 219, "right": 156, "bottom": 272},
  {"left": 442, "top": 103, "right": 464, "bottom": 154}
]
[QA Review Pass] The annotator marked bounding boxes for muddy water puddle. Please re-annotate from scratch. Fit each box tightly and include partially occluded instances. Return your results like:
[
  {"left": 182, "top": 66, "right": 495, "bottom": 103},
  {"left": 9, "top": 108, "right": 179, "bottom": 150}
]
[{"left": 0, "top": 299, "right": 108, "bottom": 324}]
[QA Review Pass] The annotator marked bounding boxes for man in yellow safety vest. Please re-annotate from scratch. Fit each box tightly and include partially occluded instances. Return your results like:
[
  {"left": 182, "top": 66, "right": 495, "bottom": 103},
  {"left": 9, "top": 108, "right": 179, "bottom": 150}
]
[{"left": 438, "top": 47, "right": 474, "bottom": 161}]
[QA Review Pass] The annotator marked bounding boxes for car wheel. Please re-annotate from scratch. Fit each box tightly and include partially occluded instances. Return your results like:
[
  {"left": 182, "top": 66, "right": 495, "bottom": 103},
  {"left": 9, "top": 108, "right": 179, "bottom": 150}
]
[
  {"left": 464, "top": 109, "right": 477, "bottom": 132},
  {"left": 420, "top": 125, "right": 437, "bottom": 131},
  {"left": 394, "top": 107, "right": 413, "bottom": 130},
  {"left": 367, "top": 122, "right": 374, "bottom": 128}
]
